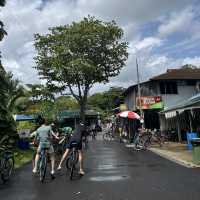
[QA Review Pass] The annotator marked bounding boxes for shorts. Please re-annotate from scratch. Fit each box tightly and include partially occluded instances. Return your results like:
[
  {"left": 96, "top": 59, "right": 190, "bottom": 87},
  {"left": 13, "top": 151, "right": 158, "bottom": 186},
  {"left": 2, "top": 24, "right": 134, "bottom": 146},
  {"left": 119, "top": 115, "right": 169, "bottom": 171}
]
[
  {"left": 66, "top": 140, "right": 82, "bottom": 150},
  {"left": 37, "top": 143, "right": 54, "bottom": 154}
]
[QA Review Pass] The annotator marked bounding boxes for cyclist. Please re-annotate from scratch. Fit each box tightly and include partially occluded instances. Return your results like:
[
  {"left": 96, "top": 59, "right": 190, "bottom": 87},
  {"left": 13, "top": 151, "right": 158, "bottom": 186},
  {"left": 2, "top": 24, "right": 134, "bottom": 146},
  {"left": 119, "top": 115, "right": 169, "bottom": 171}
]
[
  {"left": 61, "top": 126, "right": 73, "bottom": 136},
  {"left": 32, "top": 118, "right": 59, "bottom": 177},
  {"left": 57, "top": 121, "right": 85, "bottom": 175}
]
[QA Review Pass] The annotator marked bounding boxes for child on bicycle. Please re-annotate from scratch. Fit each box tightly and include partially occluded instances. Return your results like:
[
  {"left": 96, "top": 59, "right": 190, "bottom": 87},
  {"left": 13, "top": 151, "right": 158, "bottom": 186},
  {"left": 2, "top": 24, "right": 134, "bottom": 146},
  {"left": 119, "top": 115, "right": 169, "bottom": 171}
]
[
  {"left": 57, "top": 121, "right": 85, "bottom": 175},
  {"left": 32, "top": 118, "right": 59, "bottom": 177}
]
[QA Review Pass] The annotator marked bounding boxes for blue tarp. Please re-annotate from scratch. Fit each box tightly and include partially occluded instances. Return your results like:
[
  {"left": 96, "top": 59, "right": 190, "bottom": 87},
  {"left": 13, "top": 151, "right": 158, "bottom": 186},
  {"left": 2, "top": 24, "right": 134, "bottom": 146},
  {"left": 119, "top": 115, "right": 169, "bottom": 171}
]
[{"left": 15, "top": 115, "right": 35, "bottom": 121}]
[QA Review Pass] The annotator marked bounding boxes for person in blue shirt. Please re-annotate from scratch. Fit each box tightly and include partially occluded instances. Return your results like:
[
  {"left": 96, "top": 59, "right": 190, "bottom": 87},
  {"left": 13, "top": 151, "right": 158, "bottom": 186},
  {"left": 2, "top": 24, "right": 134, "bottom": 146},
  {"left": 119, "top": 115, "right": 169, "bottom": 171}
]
[{"left": 32, "top": 118, "right": 59, "bottom": 177}]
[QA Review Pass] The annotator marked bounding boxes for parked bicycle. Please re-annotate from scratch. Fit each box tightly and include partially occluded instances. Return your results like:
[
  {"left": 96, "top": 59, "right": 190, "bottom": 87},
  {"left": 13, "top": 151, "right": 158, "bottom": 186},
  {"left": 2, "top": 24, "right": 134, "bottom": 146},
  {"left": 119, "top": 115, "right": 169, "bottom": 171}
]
[
  {"left": 0, "top": 136, "right": 14, "bottom": 183},
  {"left": 143, "top": 129, "right": 163, "bottom": 149}
]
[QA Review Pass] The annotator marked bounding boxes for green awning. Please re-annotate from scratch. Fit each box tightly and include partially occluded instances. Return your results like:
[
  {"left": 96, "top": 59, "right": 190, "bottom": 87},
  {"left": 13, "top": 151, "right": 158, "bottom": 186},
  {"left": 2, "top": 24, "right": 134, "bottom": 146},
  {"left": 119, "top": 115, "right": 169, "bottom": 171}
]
[{"left": 57, "top": 110, "right": 99, "bottom": 120}]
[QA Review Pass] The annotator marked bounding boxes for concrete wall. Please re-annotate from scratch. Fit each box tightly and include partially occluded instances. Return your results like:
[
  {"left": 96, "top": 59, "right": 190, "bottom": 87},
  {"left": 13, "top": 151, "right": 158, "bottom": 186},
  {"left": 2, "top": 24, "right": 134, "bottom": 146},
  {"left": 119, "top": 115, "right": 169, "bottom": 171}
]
[
  {"left": 161, "top": 85, "right": 197, "bottom": 108},
  {"left": 124, "top": 91, "right": 136, "bottom": 111}
]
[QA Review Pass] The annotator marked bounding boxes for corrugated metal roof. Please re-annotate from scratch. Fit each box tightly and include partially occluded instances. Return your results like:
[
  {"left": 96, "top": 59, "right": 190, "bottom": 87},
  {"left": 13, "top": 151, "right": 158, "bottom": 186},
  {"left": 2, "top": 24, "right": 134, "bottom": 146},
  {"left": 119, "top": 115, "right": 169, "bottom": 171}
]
[
  {"left": 161, "top": 93, "right": 200, "bottom": 113},
  {"left": 151, "top": 68, "right": 200, "bottom": 80}
]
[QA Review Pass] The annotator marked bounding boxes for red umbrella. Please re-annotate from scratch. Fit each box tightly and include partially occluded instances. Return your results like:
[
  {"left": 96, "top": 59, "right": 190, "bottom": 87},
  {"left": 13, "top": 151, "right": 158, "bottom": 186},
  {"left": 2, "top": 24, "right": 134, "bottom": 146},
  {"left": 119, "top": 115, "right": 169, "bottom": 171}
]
[{"left": 118, "top": 111, "right": 140, "bottom": 119}]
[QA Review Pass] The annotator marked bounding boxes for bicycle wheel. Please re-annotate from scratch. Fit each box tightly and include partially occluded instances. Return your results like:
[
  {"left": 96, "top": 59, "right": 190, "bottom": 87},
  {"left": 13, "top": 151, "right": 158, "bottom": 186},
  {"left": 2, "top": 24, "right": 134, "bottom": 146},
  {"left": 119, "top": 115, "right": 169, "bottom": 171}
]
[
  {"left": 135, "top": 138, "right": 145, "bottom": 150},
  {"left": 103, "top": 133, "right": 109, "bottom": 141},
  {"left": 84, "top": 139, "right": 89, "bottom": 150},
  {"left": 70, "top": 164, "right": 75, "bottom": 180},
  {"left": 1, "top": 157, "right": 14, "bottom": 183},
  {"left": 66, "top": 150, "right": 79, "bottom": 169},
  {"left": 39, "top": 154, "right": 47, "bottom": 183}
]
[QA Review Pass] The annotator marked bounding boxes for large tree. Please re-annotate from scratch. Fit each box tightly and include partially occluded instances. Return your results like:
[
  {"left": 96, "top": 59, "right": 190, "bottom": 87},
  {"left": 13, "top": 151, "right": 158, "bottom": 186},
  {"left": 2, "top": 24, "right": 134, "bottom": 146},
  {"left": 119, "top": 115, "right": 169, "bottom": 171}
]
[{"left": 34, "top": 16, "right": 128, "bottom": 121}]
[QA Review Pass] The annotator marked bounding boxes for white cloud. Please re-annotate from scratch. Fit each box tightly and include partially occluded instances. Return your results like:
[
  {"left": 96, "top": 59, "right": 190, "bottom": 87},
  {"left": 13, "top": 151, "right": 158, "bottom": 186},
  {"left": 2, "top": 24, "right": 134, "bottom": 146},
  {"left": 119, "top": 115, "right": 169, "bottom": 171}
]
[
  {"left": 182, "top": 57, "right": 200, "bottom": 67},
  {"left": 158, "top": 7, "right": 195, "bottom": 37},
  {"left": 134, "top": 37, "right": 163, "bottom": 51},
  {"left": 148, "top": 56, "right": 168, "bottom": 67},
  {"left": 0, "top": 0, "right": 199, "bottom": 93}
]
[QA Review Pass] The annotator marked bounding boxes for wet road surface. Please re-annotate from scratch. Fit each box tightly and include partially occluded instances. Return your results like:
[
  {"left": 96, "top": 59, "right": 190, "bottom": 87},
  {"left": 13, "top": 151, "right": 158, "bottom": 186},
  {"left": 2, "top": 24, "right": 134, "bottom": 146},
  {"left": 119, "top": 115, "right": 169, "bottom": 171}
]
[{"left": 1, "top": 135, "right": 200, "bottom": 200}]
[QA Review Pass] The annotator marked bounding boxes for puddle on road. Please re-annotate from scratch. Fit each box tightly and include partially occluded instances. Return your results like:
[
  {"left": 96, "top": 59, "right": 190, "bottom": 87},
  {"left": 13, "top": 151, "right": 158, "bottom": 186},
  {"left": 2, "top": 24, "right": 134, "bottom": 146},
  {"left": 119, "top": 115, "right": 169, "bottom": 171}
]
[
  {"left": 97, "top": 164, "right": 116, "bottom": 170},
  {"left": 90, "top": 175, "right": 129, "bottom": 182}
]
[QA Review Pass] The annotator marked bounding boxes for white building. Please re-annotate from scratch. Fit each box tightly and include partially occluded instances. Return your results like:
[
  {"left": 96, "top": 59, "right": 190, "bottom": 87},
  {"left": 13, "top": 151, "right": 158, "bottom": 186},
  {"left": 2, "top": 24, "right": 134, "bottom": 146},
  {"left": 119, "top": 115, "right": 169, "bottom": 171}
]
[{"left": 123, "top": 67, "right": 200, "bottom": 130}]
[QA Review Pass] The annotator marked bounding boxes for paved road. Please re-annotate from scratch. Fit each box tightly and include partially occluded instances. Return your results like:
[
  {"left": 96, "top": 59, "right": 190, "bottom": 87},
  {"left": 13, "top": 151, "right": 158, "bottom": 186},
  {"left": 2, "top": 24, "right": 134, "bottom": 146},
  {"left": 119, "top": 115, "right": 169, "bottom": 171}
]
[{"left": 1, "top": 136, "right": 200, "bottom": 200}]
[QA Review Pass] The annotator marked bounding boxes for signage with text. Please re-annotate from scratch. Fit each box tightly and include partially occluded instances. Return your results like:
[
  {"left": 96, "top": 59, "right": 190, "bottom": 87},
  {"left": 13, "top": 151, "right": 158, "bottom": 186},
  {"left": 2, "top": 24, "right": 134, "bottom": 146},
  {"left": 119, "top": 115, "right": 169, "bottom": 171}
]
[{"left": 136, "top": 96, "right": 163, "bottom": 109}]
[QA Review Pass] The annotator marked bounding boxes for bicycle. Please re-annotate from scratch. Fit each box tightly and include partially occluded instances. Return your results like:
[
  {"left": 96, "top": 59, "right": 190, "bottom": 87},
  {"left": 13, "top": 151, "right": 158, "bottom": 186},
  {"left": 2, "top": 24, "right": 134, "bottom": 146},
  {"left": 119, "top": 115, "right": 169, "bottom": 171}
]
[
  {"left": 132, "top": 131, "right": 146, "bottom": 150},
  {"left": 38, "top": 147, "right": 49, "bottom": 183},
  {"left": 143, "top": 130, "right": 163, "bottom": 149},
  {"left": 37, "top": 145, "right": 55, "bottom": 183},
  {"left": 53, "top": 134, "right": 70, "bottom": 156},
  {"left": 0, "top": 136, "right": 14, "bottom": 183},
  {"left": 103, "top": 129, "right": 114, "bottom": 141},
  {"left": 82, "top": 135, "right": 89, "bottom": 150},
  {"left": 65, "top": 141, "right": 79, "bottom": 180}
]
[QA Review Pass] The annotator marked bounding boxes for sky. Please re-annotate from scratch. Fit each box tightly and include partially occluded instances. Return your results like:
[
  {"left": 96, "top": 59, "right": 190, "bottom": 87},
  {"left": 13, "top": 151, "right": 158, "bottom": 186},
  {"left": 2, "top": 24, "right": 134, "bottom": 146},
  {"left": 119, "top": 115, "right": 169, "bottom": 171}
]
[{"left": 1, "top": 0, "right": 200, "bottom": 93}]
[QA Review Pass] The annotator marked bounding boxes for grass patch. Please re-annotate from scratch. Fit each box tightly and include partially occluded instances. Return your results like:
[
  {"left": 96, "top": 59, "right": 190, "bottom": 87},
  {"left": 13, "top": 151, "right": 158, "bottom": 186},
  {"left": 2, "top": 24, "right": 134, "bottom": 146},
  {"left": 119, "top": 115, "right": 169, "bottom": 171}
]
[{"left": 14, "top": 148, "right": 34, "bottom": 169}]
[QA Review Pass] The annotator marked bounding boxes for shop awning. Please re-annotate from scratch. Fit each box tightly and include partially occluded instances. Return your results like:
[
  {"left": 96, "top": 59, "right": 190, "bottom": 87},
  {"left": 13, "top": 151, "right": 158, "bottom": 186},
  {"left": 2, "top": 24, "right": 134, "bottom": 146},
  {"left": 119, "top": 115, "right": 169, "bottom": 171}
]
[
  {"left": 160, "top": 93, "right": 200, "bottom": 115},
  {"left": 57, "top": 110, "right": 99, "bottom": 120}
]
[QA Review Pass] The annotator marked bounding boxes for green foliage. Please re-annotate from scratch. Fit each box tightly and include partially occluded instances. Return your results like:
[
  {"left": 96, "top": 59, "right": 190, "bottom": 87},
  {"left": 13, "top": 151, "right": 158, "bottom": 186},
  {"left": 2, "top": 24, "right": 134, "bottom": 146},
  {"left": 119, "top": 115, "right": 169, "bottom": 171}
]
[
  {"left": 34, "top": 16, "right": 128, "bottom": 121},
  {"left": 17, "top": 121, "right": 36, "bottom": 133},
  {"left": 0, "top": 0, "right": 18, "bottom": 141},
  {"left": 55, "top": 96, "right": 79, "bottom": 112},
  {"left": 181, "top": 64, "right": 198, "bottom": 69},
  {"left": 26, "top": 84, "right": 55, "bottom": 101},
  {"left": 14, "top": 148, "right": 34, "bottom": 169},
  {"left": 0, "top": 72, "right": 25, "bottom": 140},
  {"left": 22, "top": 95, "right": 79, "bottom": 122},
  {"left": 87, "top": 87, "right": 125, "bottom": 114}
]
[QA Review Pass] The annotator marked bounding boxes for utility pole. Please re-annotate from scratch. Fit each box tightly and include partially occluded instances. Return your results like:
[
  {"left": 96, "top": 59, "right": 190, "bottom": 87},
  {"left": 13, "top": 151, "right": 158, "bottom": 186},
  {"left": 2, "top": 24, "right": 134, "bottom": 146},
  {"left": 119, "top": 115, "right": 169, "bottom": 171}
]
[{"left": 136, "top": 58, "right": 144, "bottom": 127}]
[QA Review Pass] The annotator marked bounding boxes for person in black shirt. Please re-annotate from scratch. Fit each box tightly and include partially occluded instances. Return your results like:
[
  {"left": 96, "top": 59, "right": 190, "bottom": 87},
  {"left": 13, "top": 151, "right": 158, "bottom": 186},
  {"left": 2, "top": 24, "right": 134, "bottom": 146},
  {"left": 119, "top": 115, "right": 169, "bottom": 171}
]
[{"left": 57, "top": 122, "right": 85, "bottom": 175}]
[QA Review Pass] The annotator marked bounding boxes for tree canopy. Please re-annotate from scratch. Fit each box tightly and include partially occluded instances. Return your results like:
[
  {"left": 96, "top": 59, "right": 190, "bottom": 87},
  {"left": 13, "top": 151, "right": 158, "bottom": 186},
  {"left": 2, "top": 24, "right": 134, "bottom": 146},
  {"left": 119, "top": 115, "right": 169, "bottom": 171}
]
[
  {"left": 87, "top": 87, "right": 125, "bottom": 115},
  {"left": 34, "top": 16, "right": 128, "bottom": 121}
]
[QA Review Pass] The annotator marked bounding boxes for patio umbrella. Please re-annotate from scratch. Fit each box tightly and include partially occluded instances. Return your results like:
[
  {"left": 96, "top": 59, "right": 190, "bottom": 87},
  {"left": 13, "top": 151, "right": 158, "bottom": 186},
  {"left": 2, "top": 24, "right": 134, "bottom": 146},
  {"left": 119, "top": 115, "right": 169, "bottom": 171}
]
[{"left": 118, "top": 111, "right": 140, "bottom": 119}]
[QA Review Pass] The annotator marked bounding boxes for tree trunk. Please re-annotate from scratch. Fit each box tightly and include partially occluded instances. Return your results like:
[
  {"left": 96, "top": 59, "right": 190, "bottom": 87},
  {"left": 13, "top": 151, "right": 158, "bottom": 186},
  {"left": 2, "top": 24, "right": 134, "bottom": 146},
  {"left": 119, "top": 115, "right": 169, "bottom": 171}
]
[{"left": 80, "top": 100, "right": 86, "bottom": 123}]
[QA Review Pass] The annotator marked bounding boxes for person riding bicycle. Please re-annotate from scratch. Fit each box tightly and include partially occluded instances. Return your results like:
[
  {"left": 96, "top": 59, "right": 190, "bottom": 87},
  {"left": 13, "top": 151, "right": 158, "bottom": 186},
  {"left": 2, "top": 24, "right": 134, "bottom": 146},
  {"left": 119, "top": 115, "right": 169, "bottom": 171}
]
[
  {"left": 57, "top": 121, "right": 85, "bottom": 175},
  {"left": 32, "top": 118, "right": 59, "bottom": 177},
  {"left": 61, "top": 126, "right": 73, "bottom": 136}
]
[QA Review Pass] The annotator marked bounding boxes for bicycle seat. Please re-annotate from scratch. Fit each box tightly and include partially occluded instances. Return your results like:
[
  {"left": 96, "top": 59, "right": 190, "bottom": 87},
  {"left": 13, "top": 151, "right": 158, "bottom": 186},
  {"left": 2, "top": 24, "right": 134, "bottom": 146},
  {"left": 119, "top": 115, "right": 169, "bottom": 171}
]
[
  {"left": 41, "top": 147, "right": 49, "bottom": 151},
  {"left": 70, "top": 141, "right": 78, "bottom": 148}
]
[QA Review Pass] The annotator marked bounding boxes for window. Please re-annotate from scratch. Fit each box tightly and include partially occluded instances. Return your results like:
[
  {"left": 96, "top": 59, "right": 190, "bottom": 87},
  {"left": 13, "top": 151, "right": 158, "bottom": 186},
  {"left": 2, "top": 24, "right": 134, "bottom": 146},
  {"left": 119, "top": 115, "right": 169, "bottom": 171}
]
[
  {"left": 159, "top": 81, "right": 178, "bottom": 94},
  {"left": 186, "top": 80, "right": 196, "bottom": 86},
  {"left": 160, "top": 82, "right": 165, "bottom": 94}
]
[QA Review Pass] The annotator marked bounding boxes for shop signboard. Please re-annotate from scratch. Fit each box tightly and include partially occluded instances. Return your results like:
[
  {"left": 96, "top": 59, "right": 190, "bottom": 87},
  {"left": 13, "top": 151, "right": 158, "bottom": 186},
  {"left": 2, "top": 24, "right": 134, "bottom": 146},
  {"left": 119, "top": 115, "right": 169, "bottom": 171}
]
[
  {"left": 136, "top": 96, "right": 163, "bottom": 109},
  {"left": 120, "top": 104, "right": 127, "bottom": 111}
]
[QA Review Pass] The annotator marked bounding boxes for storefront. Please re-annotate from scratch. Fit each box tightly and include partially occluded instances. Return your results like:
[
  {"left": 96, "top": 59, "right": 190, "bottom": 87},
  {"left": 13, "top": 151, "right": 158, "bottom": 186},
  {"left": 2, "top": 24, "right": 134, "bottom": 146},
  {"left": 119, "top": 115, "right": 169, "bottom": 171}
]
[
  {"left": 136, "top": 96, "right": 164, "bottom": 130},
  {"left": 160, "top": 93, "right": 200, "bottom": 142}
]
